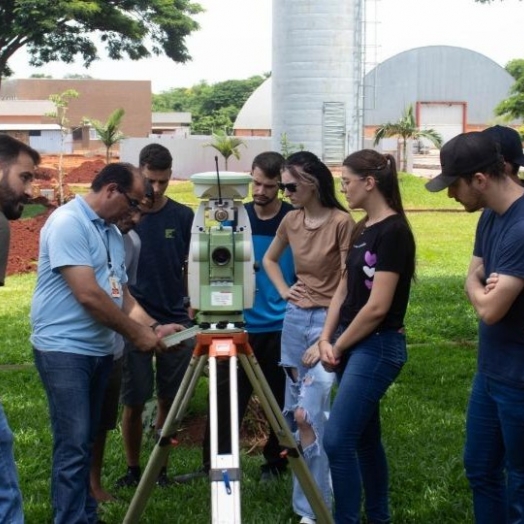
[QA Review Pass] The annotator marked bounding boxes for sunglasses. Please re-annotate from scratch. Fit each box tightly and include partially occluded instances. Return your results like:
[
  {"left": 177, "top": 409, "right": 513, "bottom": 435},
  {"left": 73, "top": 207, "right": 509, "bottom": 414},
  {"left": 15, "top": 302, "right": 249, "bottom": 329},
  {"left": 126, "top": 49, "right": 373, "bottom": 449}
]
[
  {"left": 278, "top": 182, "right": 299, "bottom": 193},
  {"left": 118, "top": 188, "right": 141, "bottom": 210}
]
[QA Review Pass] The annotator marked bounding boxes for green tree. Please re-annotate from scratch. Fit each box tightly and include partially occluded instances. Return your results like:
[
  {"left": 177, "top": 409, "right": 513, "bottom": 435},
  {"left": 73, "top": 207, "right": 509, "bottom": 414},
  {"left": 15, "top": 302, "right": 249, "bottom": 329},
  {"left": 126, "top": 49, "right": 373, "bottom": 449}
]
[
  {"left": 85, "top": 108, "right": 126, "bottom": 163},
  {"left": 152, "top": 75, "right": 267, "bottom": 134},
  {"left": 204, "top": 129, "right": 246, "bottom": 170},
  {"left": 279, "top": 133, "right": 304, "bottom": 158},
  {"left": 373, "top": 104, "right": 443, "bottom": 172},
  {"left": 192, "top": 107, "right": 238, "bottom": 135},
  {"left": 494, "top": 59, "right": 524, "bottom": 120},
  {"left": 46, "top": 89, "right": 79, "bottom": 204},
  {"left": 0, "top": 0, "right": 203, "bottom": 90}
]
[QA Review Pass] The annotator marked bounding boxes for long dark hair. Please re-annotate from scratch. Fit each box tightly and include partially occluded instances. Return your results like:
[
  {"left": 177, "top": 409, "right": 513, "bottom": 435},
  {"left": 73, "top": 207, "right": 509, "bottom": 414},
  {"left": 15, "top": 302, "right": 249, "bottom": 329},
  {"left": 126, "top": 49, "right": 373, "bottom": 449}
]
[
  {"left": 343, "top": 150, "right": 407, "bottom": 219},
  {"left": 343, "top": 149, "right": 416, "bottom": 279},
  {"left": 284, "top": 151, "right": 347, "bottom": 212}
]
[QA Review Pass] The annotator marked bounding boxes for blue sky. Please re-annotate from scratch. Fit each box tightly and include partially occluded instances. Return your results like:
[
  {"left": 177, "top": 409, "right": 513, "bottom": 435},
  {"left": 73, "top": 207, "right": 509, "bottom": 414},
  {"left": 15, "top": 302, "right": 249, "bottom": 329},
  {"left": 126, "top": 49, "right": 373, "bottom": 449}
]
[{"left": 8, "top": 0, "right": 524, "bottom": 93}]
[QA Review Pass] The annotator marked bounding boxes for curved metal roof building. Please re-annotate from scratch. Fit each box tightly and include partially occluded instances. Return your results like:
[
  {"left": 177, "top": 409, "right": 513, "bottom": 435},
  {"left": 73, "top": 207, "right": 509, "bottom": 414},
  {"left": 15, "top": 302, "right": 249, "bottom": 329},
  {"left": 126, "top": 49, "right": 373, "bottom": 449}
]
[{"left": 234, "top": 45, "right": 519, "bottom": 147}]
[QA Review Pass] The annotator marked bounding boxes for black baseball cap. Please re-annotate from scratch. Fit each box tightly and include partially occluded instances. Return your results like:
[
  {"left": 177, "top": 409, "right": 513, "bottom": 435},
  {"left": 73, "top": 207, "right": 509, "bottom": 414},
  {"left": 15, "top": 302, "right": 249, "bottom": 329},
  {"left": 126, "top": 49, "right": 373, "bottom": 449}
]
[
  {"left": 481, "top": 125, "right": 524, "bottom": 167},
  {"left": 425, "top": 132, "right": 501, "bottom": 192}
]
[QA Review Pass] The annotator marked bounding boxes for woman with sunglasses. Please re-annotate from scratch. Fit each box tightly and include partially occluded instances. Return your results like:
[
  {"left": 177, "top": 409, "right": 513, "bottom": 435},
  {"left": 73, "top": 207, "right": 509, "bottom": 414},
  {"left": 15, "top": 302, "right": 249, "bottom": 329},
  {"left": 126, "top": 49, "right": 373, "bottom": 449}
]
[
  {"left": 319, "top": 149, "right": 416, "bottom": 523},
  {"left": 264, "top": 151, "right": 354, "bottom": 524}
]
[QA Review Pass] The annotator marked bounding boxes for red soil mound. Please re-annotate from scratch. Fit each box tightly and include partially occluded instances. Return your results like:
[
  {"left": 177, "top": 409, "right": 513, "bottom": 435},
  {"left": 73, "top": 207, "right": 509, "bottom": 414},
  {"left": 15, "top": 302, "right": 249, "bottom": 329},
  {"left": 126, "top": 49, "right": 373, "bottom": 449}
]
[
  {"left": 66, "top": 159, "right": 106, "bottom": 184},
  {"left": 7, "top": 208, "right": 55, "bottom": 276}
]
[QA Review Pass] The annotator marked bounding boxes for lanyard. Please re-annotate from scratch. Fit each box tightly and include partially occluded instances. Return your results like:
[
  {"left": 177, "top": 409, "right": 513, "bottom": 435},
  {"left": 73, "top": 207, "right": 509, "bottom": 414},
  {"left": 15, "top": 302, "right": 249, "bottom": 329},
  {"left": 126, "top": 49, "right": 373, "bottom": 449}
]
[{"left": 94, "top": 221, "right": 113, "bottom": 270}]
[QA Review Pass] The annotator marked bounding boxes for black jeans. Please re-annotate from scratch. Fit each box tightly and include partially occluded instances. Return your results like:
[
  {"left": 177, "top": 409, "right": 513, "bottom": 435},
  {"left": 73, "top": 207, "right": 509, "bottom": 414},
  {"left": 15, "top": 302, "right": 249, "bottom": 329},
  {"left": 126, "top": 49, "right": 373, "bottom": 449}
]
[{"left": 202, "top": 331, "right": 287, "bottom": 471}]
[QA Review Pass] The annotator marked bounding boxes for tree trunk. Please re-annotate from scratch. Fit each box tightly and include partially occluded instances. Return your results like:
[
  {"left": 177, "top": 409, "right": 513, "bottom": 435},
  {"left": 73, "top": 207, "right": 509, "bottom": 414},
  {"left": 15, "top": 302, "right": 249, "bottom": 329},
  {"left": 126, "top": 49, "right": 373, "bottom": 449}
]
[{"left": 58, "top": 130, "right": 65, "bottom": 205}]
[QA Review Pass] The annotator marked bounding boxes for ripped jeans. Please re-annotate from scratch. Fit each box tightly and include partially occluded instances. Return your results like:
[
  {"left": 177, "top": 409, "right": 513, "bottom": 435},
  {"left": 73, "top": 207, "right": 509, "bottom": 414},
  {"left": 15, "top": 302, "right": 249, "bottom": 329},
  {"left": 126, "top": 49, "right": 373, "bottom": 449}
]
[{"left": 281, "top": 302, "right": 334, "bottom": 519}]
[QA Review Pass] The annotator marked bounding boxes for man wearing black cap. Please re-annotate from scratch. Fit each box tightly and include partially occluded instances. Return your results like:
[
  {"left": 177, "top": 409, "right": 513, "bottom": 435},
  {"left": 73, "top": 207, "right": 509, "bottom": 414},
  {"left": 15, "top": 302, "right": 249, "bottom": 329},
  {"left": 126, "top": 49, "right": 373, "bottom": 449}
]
[
  {"left": 482, "top": 125, "right": 524, "bottom": 184},
  {"left": 426, "top": 132, "right": 524, "bottom": 523}
]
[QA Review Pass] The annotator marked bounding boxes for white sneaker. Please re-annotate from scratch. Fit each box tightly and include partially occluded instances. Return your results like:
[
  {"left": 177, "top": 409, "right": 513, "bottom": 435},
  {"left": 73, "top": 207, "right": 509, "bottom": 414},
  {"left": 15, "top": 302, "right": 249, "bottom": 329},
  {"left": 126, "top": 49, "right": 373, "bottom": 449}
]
[{"left": 299, "top": 517, "right": 316, "bottom": 524}]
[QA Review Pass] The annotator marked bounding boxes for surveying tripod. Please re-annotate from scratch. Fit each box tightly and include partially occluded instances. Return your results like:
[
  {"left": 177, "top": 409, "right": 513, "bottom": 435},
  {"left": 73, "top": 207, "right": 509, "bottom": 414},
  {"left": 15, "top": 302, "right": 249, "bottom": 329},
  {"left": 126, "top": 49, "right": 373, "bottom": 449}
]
[{"left": 123, "top": 327, "right": 333, "bottom": 524}]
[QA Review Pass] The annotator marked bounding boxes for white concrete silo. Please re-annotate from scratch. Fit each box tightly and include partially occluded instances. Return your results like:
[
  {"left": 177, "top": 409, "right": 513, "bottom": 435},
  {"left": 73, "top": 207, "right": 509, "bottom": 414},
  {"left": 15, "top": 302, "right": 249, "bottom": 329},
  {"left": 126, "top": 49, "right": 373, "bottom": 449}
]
[{"left": 271, "top": 0, "right": 364, "bottom": 163}]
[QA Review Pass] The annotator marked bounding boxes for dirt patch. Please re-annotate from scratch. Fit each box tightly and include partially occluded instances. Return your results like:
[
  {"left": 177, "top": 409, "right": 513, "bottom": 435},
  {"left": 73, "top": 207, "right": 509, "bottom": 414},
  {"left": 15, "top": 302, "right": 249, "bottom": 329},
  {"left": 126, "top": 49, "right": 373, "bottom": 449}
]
[
  {"left": 66, "top": 158, "right": 107, "bottom": 184},
  {"left": 174, "top": 402, "right": 269, "bottom": 452},
  {"left": 7, "top": 207, "right": 55, "bottom": 276}
]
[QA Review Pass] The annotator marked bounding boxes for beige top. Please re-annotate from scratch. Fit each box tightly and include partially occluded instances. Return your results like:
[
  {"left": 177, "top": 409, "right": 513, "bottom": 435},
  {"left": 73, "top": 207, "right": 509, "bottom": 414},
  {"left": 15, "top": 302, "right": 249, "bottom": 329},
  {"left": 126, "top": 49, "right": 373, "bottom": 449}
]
[{"left": 276, "top": 208, "right": 354, "bottom": 308}]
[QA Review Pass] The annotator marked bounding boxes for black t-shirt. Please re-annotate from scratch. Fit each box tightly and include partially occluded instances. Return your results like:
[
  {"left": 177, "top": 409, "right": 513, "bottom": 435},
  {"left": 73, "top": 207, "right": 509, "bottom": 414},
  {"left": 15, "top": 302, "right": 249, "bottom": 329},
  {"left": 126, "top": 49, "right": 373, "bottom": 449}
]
[
  {"left": 130, "top": 198, "right": 194, "bottom": 324},
  {"left": 339, "top": 214, "right": 415, "bottom": 331}
]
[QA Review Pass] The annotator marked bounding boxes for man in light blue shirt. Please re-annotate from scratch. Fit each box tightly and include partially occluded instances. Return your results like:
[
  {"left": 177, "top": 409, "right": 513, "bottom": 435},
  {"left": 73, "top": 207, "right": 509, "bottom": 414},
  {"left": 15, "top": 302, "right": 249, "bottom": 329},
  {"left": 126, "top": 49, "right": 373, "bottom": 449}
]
[{"left": 31, "top": 163, "right": 183, "bottom": 524}]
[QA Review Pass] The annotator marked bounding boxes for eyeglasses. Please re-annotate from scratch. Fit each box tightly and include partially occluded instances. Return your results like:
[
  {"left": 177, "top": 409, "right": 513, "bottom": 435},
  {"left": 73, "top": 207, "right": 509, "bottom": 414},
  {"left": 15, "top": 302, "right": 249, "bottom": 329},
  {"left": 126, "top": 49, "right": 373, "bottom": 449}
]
[
  {"left": 118, "top": 188, "right": 141, "bottom": 210},
  {"left": 278, "top": 182, "right": 299, "bottom": 193}
]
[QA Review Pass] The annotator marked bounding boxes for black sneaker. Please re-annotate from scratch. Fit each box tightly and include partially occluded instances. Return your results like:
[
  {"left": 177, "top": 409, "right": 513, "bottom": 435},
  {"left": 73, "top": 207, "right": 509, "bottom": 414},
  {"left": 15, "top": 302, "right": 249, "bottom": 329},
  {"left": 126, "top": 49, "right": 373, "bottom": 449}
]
[
  {"left": 115, "top": 467, "right": 141, "bottom": 488},
  {"left": 156, "top": 468, "right": 172, "bottom": 488}
]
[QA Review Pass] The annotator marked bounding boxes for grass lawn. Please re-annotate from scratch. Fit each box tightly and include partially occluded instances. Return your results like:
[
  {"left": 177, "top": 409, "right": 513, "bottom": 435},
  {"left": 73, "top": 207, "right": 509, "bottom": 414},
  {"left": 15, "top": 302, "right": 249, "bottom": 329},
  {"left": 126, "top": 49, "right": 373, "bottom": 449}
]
[{"left": 1, "top": 174, "right": 480, "bottom": 522}]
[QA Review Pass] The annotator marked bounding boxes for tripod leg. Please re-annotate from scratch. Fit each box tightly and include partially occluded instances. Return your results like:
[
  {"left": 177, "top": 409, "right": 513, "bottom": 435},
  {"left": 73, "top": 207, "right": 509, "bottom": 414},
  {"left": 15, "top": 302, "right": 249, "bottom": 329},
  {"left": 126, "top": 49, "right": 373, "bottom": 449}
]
[
  {"left": 238, "top": 353, "right": 334, "bottom": 524},
  {"left": 123, "top": 354, "right": 207, "bottom": 524},
  {"left": 209, "top": 354, "right": 242, "bottom": 523}
]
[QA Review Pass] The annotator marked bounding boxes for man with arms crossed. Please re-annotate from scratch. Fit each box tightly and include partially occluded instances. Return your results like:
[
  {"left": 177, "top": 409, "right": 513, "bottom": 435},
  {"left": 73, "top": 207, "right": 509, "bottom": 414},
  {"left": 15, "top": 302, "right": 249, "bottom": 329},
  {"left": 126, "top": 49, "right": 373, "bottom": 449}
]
[
  {"left": 426, "top": 132, "right": 524, "bottom": 523},
  {"left": 0, "top": 134, "right": 39, "bottom": 523},
  {"left": 31, "top": 163, "right": 183, "bottom": 524}
]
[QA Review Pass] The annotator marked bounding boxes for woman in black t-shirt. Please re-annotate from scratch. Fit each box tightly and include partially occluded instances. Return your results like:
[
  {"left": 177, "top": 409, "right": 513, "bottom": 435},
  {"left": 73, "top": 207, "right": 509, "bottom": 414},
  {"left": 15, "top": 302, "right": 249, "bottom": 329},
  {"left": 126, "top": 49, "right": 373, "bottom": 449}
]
[{"left": 318, "top": 149, "right": 416, "bottom": 524}]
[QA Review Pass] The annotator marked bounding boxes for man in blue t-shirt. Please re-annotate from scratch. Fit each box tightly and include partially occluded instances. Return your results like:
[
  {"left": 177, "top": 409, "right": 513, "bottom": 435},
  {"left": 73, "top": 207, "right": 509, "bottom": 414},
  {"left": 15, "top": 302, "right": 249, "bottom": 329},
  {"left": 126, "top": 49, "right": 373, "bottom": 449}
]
[
  {"left": 198, "top": 151, "right": 295, "bottom": 482},
  {"left": 426, "top": 132, "right": 524, "bottom": 524},
  {"left": 118, "top": 144, "right": 194, "bottom": 487}
]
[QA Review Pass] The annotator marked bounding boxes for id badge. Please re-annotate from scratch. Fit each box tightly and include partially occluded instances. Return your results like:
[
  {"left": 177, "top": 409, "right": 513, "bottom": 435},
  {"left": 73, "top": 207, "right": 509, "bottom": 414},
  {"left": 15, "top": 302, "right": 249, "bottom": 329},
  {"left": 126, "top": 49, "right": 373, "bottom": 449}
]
[{"left": 109, "top": 275, "right": 121, "bottom": 298}]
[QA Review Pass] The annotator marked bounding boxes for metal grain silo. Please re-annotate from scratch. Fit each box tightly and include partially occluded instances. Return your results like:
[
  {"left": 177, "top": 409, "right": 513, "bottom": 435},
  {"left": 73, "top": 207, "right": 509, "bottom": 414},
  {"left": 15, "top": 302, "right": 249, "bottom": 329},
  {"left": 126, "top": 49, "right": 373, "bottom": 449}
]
[{"left": 271, "top": 0, "right": 364, "bottom": 164}]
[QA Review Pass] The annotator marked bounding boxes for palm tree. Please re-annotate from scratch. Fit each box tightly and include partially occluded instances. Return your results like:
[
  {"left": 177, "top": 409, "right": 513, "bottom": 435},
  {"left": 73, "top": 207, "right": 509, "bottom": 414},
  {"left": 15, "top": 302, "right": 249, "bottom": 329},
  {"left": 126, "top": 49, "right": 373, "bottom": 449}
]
[
  {"left": 373, "top": 105, "right": 443, "bottom": 172},
  {"left": 204, "top": 129, "right": 246, "bottom": 170},
  {"left": 86, "top": 108, "right": 126, "bottom": 163}
]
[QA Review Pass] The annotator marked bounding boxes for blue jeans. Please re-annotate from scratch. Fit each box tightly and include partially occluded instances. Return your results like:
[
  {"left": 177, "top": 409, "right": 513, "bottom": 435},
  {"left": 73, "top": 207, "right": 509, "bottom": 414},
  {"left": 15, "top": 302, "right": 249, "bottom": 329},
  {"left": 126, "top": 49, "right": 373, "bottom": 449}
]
[
  {"left": 34, "top": 348, "right": 113, "bottom": 524},
  {"left": 324, "top": 330, "right": 407, "bottom": 524},
  {"left": 281, "top": 303, "right": 334, "bottom": 519},
  {"left": 464, "top": 372, "right": 524, "bottom": 524},
  {"left": 0, "top": 402, "right": 23, "bottom": 523}
]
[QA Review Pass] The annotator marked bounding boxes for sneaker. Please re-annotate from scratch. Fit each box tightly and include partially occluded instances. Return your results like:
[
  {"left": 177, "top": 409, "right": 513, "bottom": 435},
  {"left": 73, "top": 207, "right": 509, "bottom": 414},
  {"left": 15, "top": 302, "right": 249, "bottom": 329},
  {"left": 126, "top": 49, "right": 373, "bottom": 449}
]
[
  {"left": 156, "top": 468, "right": 172, "bottom": 488},
  {"left": 115, "top": 467, "right": 140, "bottom": 488},
  {"left": 299, "top": 517, "right": 316, "bottom": 524}
]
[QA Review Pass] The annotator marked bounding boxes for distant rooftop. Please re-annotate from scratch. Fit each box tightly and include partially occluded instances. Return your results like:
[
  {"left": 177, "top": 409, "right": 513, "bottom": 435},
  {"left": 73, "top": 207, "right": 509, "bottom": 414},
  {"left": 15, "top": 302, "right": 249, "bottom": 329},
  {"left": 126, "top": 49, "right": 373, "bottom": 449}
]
[
  {"left": 0, "top": 123, "right": 60, "bottom": 131},
  {"left": 152, "top": 112, "right": 191, "bottom": 125},
  {"left": 0, "top": 99, "right": 55, "bottom": 116}
]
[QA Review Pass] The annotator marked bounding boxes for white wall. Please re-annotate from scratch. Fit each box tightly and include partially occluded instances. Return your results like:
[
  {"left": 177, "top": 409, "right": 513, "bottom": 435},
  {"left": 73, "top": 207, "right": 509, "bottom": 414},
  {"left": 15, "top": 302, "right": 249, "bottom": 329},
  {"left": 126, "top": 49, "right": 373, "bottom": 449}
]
[
  {"left": 29, "top": 130, "right": 73, "bottom": 154},
  {"left": 120, "top": 135, "right": 272, "bottom": 179}
]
